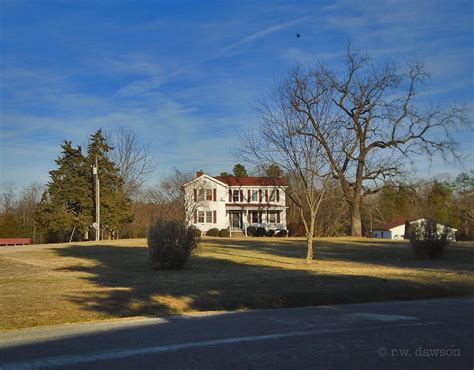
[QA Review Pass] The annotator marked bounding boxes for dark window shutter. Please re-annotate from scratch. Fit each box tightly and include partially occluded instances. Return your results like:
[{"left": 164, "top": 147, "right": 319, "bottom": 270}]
[
  {"left": 259, "top": 190, "right": 262, "bottom": 202},
  {"left": 194, "top": 189, "right": 197, "bottom": 202},
  {"left": 194, "top": 210, "right": 197, "bottom": 223},
  {"left": 240, "top": 190, "right": 243, "bottom": 202},
  {"left": 229, "top": 189, "right": 232, "bottom": 202},
  {"left": 276, "top": 189, "right": 280, "bottom": 202},
  {"left": 213, "top": 188, "right": 216, "bottom": 202},
  {"left": 247, "top": 190, "right": 251, "bottom": 202},
  {"left": 265, "top": 190, "right": 268, "bottom": 202},
  {"left": 277, "top": 211, "right": 280, "bottom": 223},
  {"left": 213, "top": 210, "right": 217, "bottom": 224}
]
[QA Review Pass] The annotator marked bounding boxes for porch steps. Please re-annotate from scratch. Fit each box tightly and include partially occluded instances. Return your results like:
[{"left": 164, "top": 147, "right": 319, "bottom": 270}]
[{"left": 230, "top": 230, "right": 245, "bottom": 238}]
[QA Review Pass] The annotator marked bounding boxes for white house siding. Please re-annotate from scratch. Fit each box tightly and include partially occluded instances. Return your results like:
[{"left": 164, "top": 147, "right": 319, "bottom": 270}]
[
  {"left": 183, "top": 174, "right": 287, "bottom": 233},
  {"left": 410, "top": 219, "right": 457, "bottom": 242},
  {"left": 390, "top": 224, "right": 406, "bottom": 240},
  {"left": 373, "top": 230, "right": 392, "bottom": 239},
  {"left": 183, "top": 176, "right": 228, "bottom": 232}
]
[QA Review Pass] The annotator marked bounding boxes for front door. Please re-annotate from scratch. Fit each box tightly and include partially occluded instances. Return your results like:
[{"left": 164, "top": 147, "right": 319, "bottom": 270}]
[{"left": 230, "top": 213, "right": 241, "bottom": 230}]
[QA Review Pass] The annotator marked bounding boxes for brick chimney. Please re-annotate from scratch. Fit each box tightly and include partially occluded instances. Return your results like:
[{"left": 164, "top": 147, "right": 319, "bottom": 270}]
[{"left": 196, "top": 170, "right": 204, "bottom": 178}]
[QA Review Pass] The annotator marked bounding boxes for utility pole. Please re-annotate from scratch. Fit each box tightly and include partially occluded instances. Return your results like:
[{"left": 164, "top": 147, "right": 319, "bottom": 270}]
[{"left": 93, "top": 155, "right": 100, "bottom": 241}]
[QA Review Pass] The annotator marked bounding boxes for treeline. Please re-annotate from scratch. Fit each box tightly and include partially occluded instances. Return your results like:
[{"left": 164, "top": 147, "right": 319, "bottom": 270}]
[
  {"left": 283, "top": 173, "right": 474, "bottom": 240},
  {"left": 0, "top": 130, "right": 133, "bottom": 242},
  {"left": 126, "top": 167, "right": 474, "bottom": 240},
  {"left": 1, "top": 140, "right": 472, "bottom": 242}
]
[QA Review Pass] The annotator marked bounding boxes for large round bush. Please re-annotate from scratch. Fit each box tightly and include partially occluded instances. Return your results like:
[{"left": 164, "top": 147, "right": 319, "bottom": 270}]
[
  {"left": 147, "top": 218, "right": 200, "bottom": 270},
  {"left": 206, "top": 228, "right": 219, "bottom": 237}
]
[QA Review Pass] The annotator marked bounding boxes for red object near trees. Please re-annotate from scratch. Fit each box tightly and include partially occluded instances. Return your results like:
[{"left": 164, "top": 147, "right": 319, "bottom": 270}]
[{"left": 0, "top": 238, "right": 33, "bottom": 246}]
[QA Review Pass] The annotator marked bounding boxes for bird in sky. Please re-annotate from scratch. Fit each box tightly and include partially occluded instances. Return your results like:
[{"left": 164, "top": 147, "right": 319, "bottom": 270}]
[{"left": 296, "top": 33, "right": 300, "bottom": 38}]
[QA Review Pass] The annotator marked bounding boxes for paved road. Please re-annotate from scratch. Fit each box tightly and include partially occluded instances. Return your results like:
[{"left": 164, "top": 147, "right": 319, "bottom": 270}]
[{"left": 1, "top": 297, "right": 473, "bottom": 369}]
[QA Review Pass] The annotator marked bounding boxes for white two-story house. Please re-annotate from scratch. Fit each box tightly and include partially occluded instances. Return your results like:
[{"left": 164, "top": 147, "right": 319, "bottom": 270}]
[{"left": 183, "top": 171, "right": 288, "bottom": 234}]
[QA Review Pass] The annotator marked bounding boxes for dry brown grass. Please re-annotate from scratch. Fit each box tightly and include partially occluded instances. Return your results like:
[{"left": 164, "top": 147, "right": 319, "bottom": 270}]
[{"left": 0, "top": 237, "right": 473, "bottom": 331}]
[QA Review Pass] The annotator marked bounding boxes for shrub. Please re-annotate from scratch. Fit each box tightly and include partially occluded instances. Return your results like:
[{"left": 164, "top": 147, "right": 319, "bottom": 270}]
[
  {"left": 247, "top": 226, "right": 256, "bottom": 236},
  {"left": 409, "top": 220, "right": 450, "bottom": 259},
  {"left": 275, "top": 229, "right": 288, "bottom": 237},
  {"left": 219, "top": 228, "right": 230, "bottom": 237},
  {"left": 147, "top": 218, "right": 199, "bottom": 270},
  {"left": 193, "top": 228, "right": 202, "bottom": 237},
  {"left": 287, "top": 223, "right": 306, "bottom": 237},
  {"left": 206, "top": 228, "right": 219, "bottom": 237},
  {"left": 255, "top": 227, "right": 266, "bottom": 237},
  {"left": 265, "top": 229, "right": 275, "bottom": 237}
]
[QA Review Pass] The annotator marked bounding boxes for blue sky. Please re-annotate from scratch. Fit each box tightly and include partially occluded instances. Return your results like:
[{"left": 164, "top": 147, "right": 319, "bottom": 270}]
[{"left": 1, "top": 0, "right": 473, "bottom": 191}]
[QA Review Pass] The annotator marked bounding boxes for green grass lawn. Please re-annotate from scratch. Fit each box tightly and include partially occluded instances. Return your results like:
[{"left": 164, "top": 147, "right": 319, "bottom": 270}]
[{"left": 0, "top": 237, "right": 473, "bottom": 331}]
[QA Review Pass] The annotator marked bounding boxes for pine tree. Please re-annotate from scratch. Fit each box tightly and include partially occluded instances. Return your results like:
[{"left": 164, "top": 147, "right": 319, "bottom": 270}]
[
  {"left": 35, "top": 141, "right": 92, "bottom": 241},
  {"left": 87, "top": 129, "right": 133, "bottom": 239},
  {"left": 427, "top": 181, "right": 455, "bottom": 225},
  {"left": 232, "top": 164, "right": 248, "bottom": 177}
]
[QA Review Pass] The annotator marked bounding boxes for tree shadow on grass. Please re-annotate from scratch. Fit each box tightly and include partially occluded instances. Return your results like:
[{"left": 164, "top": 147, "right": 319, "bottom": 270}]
[
  {"left": 52, "top": 243, "right": 474, "bottom": 320},
  {"left": 205, "top": 238, "right": 474, "bottom": 273}
]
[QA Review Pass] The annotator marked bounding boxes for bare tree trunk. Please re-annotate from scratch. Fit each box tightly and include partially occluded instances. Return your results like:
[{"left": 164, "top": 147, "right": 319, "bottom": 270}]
[
  {"left": 305, "top": 214, "right": 315, "bottom": 263},
  {"left": 349, "top": 199, "right": 362, "bottom": 237},
  {"left": 306, "top": 234, "right": 313, "bottom": 263}
]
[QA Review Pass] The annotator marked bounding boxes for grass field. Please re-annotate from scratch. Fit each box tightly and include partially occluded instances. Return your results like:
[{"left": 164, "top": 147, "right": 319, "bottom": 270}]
[{"left": 0, "top": 237, "right": 473, "bottom": 331}]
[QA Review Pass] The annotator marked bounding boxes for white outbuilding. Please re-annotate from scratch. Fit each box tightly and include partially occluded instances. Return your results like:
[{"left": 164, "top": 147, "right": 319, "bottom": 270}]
[{"left": 372, "top": 218, "right": 457, "bottom": 241}]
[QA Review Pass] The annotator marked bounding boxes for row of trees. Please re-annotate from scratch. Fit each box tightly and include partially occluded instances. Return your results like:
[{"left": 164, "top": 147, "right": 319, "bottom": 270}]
[
  {"left": 239, "top": 46, "right": 469, "bottom": 261},
  {"left": 35, "top": 130, "right": 133, "bottom": 242},
  {"left": 0, "top": 130, "right": 135, "bottom": 242},
  {"left": 0, "top": 182, "right": 43, "bottom": 240},
  {"left": 2, "top": 164, "right": 472, "bottom": 243}
]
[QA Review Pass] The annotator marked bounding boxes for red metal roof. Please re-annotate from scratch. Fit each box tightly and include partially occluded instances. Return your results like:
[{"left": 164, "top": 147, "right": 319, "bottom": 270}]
[{"left": 214, "top": 176, "right": 288, "bottom": 186}]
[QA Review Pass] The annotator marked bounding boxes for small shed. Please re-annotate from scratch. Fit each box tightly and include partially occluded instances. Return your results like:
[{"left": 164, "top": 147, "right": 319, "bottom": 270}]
[{"left": 373, "top": 218, "right": 457, "bottom": 241}]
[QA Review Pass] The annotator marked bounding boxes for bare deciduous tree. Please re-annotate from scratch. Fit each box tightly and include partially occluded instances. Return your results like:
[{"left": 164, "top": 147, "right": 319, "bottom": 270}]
[
  {"left": 287, "top": 47, "right": 468, "bottom": 236},
  {"left": 17, "top": 183, "right": 43, "bottom": 227},
  {"left": 109, "top": 127, "right": 156, "bottom": 198},
  {"left": 0, "top": 181, "right": 16, "bottom": 213},
  {"left": 239, "top": 80, "right": 334, "bottom": 263}
]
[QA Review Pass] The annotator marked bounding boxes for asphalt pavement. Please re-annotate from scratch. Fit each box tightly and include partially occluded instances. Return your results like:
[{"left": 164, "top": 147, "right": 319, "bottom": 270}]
[{"left": 1, "top": 297, "right": 473, "bottom": 369}]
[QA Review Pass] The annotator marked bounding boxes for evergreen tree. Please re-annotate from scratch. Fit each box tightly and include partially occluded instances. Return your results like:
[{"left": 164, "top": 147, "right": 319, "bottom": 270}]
[
  {"left": 453, "top": 171, "right": 474, "bottom": 239},
  {"left": 232, "top": 164, "right": 248, "bottom": 177},
  {"left": 87, "top": 130, "right": 133, "bottom": 239},
  {"left": 427, "top": 181, "right": 455, "bottom": 225},
  {"left": 35, "top": 130, "right": 133, "bottom": 242},
  {"left": 265, "top": 164, "right": 284, "bottom": 178},
  {"left": 35, "top": 141, "right": 92, "bottom": 241}
]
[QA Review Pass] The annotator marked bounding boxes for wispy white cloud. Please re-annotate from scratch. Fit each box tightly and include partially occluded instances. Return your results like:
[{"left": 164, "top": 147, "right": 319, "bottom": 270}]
[{"left": 216, "top": 15, "right": 310, "bottom": 58}]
